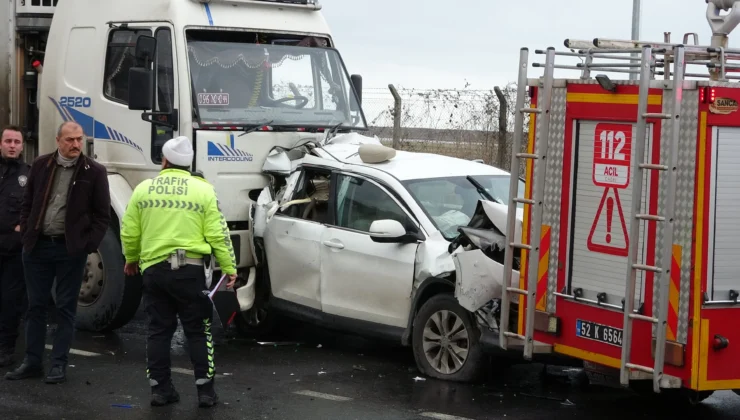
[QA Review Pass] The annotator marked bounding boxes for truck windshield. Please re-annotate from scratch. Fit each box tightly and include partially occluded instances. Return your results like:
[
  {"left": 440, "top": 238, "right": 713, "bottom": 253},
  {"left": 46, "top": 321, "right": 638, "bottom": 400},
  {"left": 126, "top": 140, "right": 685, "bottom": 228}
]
[
  {"left": 403, "top": 175, "right": 525, "bottom": 240},
  {"left": 187, "top": 37, "right": 367, "bottom": 130}
]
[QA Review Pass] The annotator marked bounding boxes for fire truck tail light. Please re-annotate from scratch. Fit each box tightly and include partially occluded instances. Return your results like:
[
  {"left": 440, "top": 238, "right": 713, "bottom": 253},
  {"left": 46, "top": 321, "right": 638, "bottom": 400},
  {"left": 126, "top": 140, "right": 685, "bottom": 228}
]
[
  {"left": 702, "top": 87, "right": 717, "bottom": 104},
  {"left": 713, "top": 334, "right": 729, "bottom": 350}
]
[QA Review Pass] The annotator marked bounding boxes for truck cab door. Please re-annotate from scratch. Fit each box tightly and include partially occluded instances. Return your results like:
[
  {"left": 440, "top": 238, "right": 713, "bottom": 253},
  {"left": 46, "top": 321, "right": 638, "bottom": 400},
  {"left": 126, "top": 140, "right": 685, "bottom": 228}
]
[{"left": 97, "top": 23, "right": 179, "bottom": 185}]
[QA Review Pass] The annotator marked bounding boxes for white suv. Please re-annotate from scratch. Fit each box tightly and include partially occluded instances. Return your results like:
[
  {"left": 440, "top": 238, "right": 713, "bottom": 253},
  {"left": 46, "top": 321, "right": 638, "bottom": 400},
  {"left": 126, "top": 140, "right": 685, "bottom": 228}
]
[{"left": 239, "top": 132, "right": 524, "bottom": 382}]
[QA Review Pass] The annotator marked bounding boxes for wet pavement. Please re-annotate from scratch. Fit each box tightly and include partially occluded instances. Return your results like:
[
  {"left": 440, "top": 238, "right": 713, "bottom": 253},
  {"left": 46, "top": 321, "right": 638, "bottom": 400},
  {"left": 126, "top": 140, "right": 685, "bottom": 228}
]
[{"left": 0, "top": 310, "right": 739, "bottom": 419}]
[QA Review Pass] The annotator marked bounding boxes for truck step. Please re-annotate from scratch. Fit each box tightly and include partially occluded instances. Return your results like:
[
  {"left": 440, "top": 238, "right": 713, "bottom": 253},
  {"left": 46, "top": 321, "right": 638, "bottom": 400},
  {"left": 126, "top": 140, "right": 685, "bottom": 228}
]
[
  {"left": 636, "top": 213, "right": 665, "bottom": 222},
  {"left": 628, "top": 313, "right": 659, "bottom": 323},
  {"left": 633, "top": 264, "right": 662, "bottom": 273},
  {"left": 506, "top": 337, "right": 553, "bottom": 354},
  {"left": 626, "top": 363, "right": 654, "bottom": 374},
  {"left": 639, "top": 163, "right": 668, "bottom": 171},
  {"left": 506, "top": 287, "right": 528, "bottom": 296},
  {"left": 514, "top": 197, "right": 535, "bottom": 205}
]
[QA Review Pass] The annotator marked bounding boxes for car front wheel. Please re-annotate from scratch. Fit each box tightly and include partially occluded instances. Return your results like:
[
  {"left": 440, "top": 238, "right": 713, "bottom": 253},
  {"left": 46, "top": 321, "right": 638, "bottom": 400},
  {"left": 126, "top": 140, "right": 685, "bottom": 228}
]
[{"left": 411, "top": 294, "right": 486, "bottom": 382}]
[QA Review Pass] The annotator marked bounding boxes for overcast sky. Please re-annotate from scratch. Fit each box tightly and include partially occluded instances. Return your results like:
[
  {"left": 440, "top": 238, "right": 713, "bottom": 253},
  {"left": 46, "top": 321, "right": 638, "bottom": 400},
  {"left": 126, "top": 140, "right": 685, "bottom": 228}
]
[{"left": 321, "top": 0, "right": 740, "bottom": 90}]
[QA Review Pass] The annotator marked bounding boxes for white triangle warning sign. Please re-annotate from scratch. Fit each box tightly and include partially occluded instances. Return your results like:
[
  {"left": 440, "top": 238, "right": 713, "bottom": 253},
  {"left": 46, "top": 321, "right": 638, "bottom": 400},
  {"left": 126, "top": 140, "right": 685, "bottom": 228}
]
[{"left": 587, "top": 187, "right": 629, "bottom": 257}]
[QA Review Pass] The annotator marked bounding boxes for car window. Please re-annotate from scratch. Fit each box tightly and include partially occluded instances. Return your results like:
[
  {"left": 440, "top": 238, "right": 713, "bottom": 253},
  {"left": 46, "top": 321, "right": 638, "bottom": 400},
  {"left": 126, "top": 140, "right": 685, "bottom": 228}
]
[
  {"left": 334, "top": 174, "right": 408, "bottom": 233},
  {"left": 278, "top": 168, "right": 332, "bottom": 223},
  {"left": 403, "top": 175, "right": 523, "bottom": 240}
]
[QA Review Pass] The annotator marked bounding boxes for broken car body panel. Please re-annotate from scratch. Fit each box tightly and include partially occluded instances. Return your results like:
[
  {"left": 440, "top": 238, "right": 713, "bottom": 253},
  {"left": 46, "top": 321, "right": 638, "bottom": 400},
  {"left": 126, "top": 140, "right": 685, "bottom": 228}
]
[{"left": 451, "top": 200, "right": 523, "bottom": 313}]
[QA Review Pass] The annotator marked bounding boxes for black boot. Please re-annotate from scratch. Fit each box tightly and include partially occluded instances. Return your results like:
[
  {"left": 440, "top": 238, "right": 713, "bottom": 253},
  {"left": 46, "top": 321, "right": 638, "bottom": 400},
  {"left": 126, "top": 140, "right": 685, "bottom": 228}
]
[
  {"left": 151, "top": 381, "right": 180, "bottom": 407},
  {"left": 5, "top": 360, "right": 43, "bottom": 380},
  {"left": 197, "top": 380, "right": 219, "bottom": 408},
  {"left": 44, "top": 365, "right": 66, "bottom": 384}
]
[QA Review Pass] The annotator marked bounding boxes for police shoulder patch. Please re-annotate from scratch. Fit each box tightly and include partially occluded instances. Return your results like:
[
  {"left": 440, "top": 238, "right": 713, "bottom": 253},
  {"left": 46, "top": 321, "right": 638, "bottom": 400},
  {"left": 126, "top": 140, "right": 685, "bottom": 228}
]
[{"left": 18, "top": 175, "right": 27, "bottom": 187}]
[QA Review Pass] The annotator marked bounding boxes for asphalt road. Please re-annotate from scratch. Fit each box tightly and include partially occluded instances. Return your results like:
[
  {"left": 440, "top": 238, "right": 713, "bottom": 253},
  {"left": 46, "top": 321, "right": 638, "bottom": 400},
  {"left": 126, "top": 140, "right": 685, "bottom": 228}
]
[{"left": 0, "top": 311, "right": 739, "bottom": 420}]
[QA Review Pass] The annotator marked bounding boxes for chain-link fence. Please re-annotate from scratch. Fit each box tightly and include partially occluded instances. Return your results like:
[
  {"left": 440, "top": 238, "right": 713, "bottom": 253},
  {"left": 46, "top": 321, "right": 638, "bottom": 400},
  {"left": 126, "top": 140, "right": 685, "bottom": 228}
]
[{"left": 361, "top": 83, "right": 530, "bottom": 176}]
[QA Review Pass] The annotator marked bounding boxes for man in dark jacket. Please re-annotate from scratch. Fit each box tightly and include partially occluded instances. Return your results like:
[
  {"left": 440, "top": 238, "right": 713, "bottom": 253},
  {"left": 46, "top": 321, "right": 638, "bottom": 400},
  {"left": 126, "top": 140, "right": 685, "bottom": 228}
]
[
  {"left": 0, "top": 126, "right": 30, "bottom": 367},
  {"left": 5, "top": 121, "right": 110, "bottom": 384}
]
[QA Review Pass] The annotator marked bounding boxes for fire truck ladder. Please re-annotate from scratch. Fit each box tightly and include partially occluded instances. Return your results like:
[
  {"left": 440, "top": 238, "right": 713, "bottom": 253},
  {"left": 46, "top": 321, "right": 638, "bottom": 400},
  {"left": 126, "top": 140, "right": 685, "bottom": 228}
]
[
  {"left": 499, "top": 47, "right": 556, "bottom": 360},
  {"left": 619, "top": 45, "right": 686, "bottom": 393}
]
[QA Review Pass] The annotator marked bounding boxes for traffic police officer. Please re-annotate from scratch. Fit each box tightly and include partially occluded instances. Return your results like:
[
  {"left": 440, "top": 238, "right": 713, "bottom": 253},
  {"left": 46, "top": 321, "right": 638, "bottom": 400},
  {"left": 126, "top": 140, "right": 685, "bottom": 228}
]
[
  {"left": 120, "top": 136, "right": 237, "bottom": 408},
  {"left": 0, "top": 126, "right": 30, "bottom": 367}
]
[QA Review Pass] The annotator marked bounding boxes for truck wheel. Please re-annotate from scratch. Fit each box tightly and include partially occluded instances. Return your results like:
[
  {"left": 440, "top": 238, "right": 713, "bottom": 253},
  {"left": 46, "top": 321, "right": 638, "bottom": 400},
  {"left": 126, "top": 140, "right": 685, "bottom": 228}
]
[
  {"left": 411, "top": 294, "right": 486, "bottom": 382},
  {"left": 234, "top": 266, "right": 277, "bottom": 337},
  {"left": 75, "top": 227, "right": 142, "bottom": 332},
  {"left": 234, "top": 304, "right": 277, "bottom": 337}
]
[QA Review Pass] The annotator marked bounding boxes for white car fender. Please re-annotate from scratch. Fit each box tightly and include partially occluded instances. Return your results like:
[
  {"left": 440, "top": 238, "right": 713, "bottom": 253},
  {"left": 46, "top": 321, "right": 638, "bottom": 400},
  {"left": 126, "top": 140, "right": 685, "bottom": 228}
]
[{"left": 452, "top": 249, "right": 520, "bottom": 313}]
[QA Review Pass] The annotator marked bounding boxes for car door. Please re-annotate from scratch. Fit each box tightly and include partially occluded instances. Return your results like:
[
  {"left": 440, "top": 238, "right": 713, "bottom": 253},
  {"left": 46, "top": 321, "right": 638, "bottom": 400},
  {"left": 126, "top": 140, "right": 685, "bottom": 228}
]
[
  {"left": 262, "top": 167, "right": 330, "bottom": 311},
  {"left": 319, "top": 172, "right": 420, "bottom": 328}
]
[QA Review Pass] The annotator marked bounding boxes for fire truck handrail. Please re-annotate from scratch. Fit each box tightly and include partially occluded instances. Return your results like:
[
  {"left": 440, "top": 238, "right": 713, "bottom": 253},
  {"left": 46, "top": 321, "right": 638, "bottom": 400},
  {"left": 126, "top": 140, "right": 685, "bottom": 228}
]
[{"left": 532, "top": 40, "right": 740, "bottom": 81}]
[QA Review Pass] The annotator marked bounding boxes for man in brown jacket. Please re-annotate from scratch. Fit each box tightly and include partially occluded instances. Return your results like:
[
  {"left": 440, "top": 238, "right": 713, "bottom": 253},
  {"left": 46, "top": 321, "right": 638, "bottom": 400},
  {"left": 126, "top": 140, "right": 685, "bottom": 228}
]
[{"left": 5, "top": 121, "right": 110, "bottom": 384}]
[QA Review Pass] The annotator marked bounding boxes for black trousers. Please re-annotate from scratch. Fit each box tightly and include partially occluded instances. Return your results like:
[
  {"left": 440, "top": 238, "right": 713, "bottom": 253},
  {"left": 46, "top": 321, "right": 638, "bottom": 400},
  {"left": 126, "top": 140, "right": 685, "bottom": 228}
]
[
  {"left": 23, "top": 239, "right": 87, "bottom": 367},
  {"left": 0, "top": 254, "right": 26, "bottom": 353},
  {"left": 143, "top": 262, "right": 215, "bottom": 387}
]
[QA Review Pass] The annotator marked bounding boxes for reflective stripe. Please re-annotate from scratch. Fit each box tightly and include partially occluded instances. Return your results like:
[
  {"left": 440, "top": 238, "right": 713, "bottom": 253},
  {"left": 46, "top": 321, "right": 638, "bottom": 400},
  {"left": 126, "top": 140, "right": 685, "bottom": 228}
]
[
  {"left": 137, "top": 200, "right": 204, "bottom": 212},
  {"left": 204, "top": 318, "right": 215, "bottom": 379}
]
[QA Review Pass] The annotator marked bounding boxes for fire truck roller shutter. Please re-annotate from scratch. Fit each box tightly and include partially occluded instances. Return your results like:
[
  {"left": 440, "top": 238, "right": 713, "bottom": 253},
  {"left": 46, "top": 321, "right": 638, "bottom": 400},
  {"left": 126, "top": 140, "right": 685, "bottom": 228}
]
[
  {"left": 568, "top": 121, "right": 652, "bottom": 307},
  {"left": 708, "top": 127, "right": 740, "bottom": 301}
]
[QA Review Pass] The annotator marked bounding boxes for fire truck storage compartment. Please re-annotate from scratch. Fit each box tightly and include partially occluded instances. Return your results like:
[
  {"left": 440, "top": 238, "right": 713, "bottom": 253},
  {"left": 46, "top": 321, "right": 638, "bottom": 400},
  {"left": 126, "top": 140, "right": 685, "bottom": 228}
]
[
  {"left": 568, "top": 121, "right": 651, "bottom": 307},
  {"left": 708, "top": 126, "right": 740, "bottom": 302}
]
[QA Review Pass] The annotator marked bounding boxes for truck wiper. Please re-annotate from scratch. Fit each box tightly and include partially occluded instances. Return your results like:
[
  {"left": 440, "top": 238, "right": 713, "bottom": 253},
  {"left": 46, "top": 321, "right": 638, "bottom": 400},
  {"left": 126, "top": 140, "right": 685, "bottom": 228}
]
[
  {"left": 238, "top": 120, "right": 275, "bottom": 137},
  {"left": 466, "top": 176, "right": 497, "bottom": 203}
]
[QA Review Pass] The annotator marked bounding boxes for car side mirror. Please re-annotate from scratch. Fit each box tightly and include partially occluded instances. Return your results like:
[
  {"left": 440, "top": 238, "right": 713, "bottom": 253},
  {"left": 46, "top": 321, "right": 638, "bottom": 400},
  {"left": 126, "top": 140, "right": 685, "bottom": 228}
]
[{"left": 369, "top": 219, "right": 419, "bottom": 244}]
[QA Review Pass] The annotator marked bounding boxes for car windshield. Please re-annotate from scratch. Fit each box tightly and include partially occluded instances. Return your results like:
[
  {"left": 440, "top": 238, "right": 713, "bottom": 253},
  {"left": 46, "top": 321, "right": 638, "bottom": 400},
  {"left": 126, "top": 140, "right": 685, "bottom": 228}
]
[
  {"left": 187, "top": 35, "right": 367, "bottom": 130},
  {"left": 403, "top": 175, "right": 525, "bottom": 240}
]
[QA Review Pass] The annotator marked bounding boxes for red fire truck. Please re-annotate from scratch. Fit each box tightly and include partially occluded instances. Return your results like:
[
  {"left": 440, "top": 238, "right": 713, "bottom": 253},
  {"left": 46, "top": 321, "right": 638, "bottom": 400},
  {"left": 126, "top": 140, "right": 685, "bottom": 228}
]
[{"left": 499, "top": 0, "right": 740, "bottom": 403}]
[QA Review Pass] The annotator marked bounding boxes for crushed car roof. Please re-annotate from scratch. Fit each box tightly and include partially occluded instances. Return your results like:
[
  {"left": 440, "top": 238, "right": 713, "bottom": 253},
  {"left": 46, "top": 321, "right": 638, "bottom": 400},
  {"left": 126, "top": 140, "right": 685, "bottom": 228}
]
[{"left": 318, "top": 133, "right": 513, "bottom": 181}]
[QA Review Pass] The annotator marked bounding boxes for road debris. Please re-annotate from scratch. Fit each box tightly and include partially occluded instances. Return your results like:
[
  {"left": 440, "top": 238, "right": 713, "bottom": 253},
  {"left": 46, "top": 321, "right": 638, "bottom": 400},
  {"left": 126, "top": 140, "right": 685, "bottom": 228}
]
[
  {"left": 258, "top": 341, "right": 301, "bottom": 346},
  {"left": 111, "top": 404, "right": 135, "bottom": 409}
]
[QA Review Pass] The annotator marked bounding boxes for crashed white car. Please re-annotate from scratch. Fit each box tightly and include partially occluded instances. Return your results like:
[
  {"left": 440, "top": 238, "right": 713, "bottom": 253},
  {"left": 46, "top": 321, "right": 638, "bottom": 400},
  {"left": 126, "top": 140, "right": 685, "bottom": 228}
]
[{"left": 240, "top": 132, "right": 524, "bottom": 382}]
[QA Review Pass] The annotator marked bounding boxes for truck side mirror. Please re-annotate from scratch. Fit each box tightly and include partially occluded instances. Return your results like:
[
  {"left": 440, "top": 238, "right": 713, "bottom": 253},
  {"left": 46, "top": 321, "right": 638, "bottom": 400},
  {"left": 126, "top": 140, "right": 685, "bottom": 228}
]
[
  {"left": 134, "top": 35, "right": 157, "bottom": 65},
  {"left": 128, "top": 68, "right": 154, "bottom": 111},
  {"left": 351, "top": 74, "right": 362, "bottom": 108},
  {"left": 128, "top": 35, "right": 157, "bottom": 111}
]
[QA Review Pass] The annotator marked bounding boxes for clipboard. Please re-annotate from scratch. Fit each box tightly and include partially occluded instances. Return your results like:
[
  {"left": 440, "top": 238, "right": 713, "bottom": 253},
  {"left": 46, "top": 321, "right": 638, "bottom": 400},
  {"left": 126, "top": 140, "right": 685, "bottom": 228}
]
[{"left": 208, "top": 274, "right": 240, "bottom": 328}]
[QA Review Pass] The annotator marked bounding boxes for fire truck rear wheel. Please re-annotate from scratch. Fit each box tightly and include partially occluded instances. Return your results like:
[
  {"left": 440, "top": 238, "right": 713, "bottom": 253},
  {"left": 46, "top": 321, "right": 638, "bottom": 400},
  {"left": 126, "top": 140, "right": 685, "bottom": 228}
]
[
  {"left": 75, "top": 227, "right": 142, "bottom": 332},
  {"left": 411, "top": 294, "right": 485, "bottom": 382}
]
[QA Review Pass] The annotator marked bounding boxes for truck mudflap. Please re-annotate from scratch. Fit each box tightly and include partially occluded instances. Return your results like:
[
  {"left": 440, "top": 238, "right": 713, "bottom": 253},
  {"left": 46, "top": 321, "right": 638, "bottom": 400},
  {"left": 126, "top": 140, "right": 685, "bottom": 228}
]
[{"left": 451, "top": 200, "right": 522, "bottom": 313}]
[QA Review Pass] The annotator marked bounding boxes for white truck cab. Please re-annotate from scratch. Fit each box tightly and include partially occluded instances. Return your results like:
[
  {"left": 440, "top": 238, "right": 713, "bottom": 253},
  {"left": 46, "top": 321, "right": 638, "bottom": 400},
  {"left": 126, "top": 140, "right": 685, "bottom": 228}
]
[{"left": 32, "top": 0, "right": 366, "bottom": 331}]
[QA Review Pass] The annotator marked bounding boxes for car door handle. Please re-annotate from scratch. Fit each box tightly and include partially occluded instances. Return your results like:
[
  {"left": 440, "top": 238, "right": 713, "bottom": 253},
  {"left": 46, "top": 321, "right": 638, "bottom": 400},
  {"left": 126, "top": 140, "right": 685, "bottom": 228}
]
[{"left": 322, "top": 240, "right": 345, "bottom": 250}]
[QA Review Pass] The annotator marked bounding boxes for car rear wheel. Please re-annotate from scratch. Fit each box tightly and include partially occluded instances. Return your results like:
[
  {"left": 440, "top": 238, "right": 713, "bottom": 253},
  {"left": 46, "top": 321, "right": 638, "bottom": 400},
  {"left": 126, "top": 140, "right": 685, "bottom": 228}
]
[{"left": 411, "top": 294, "right": 485, "bottom": 382}]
